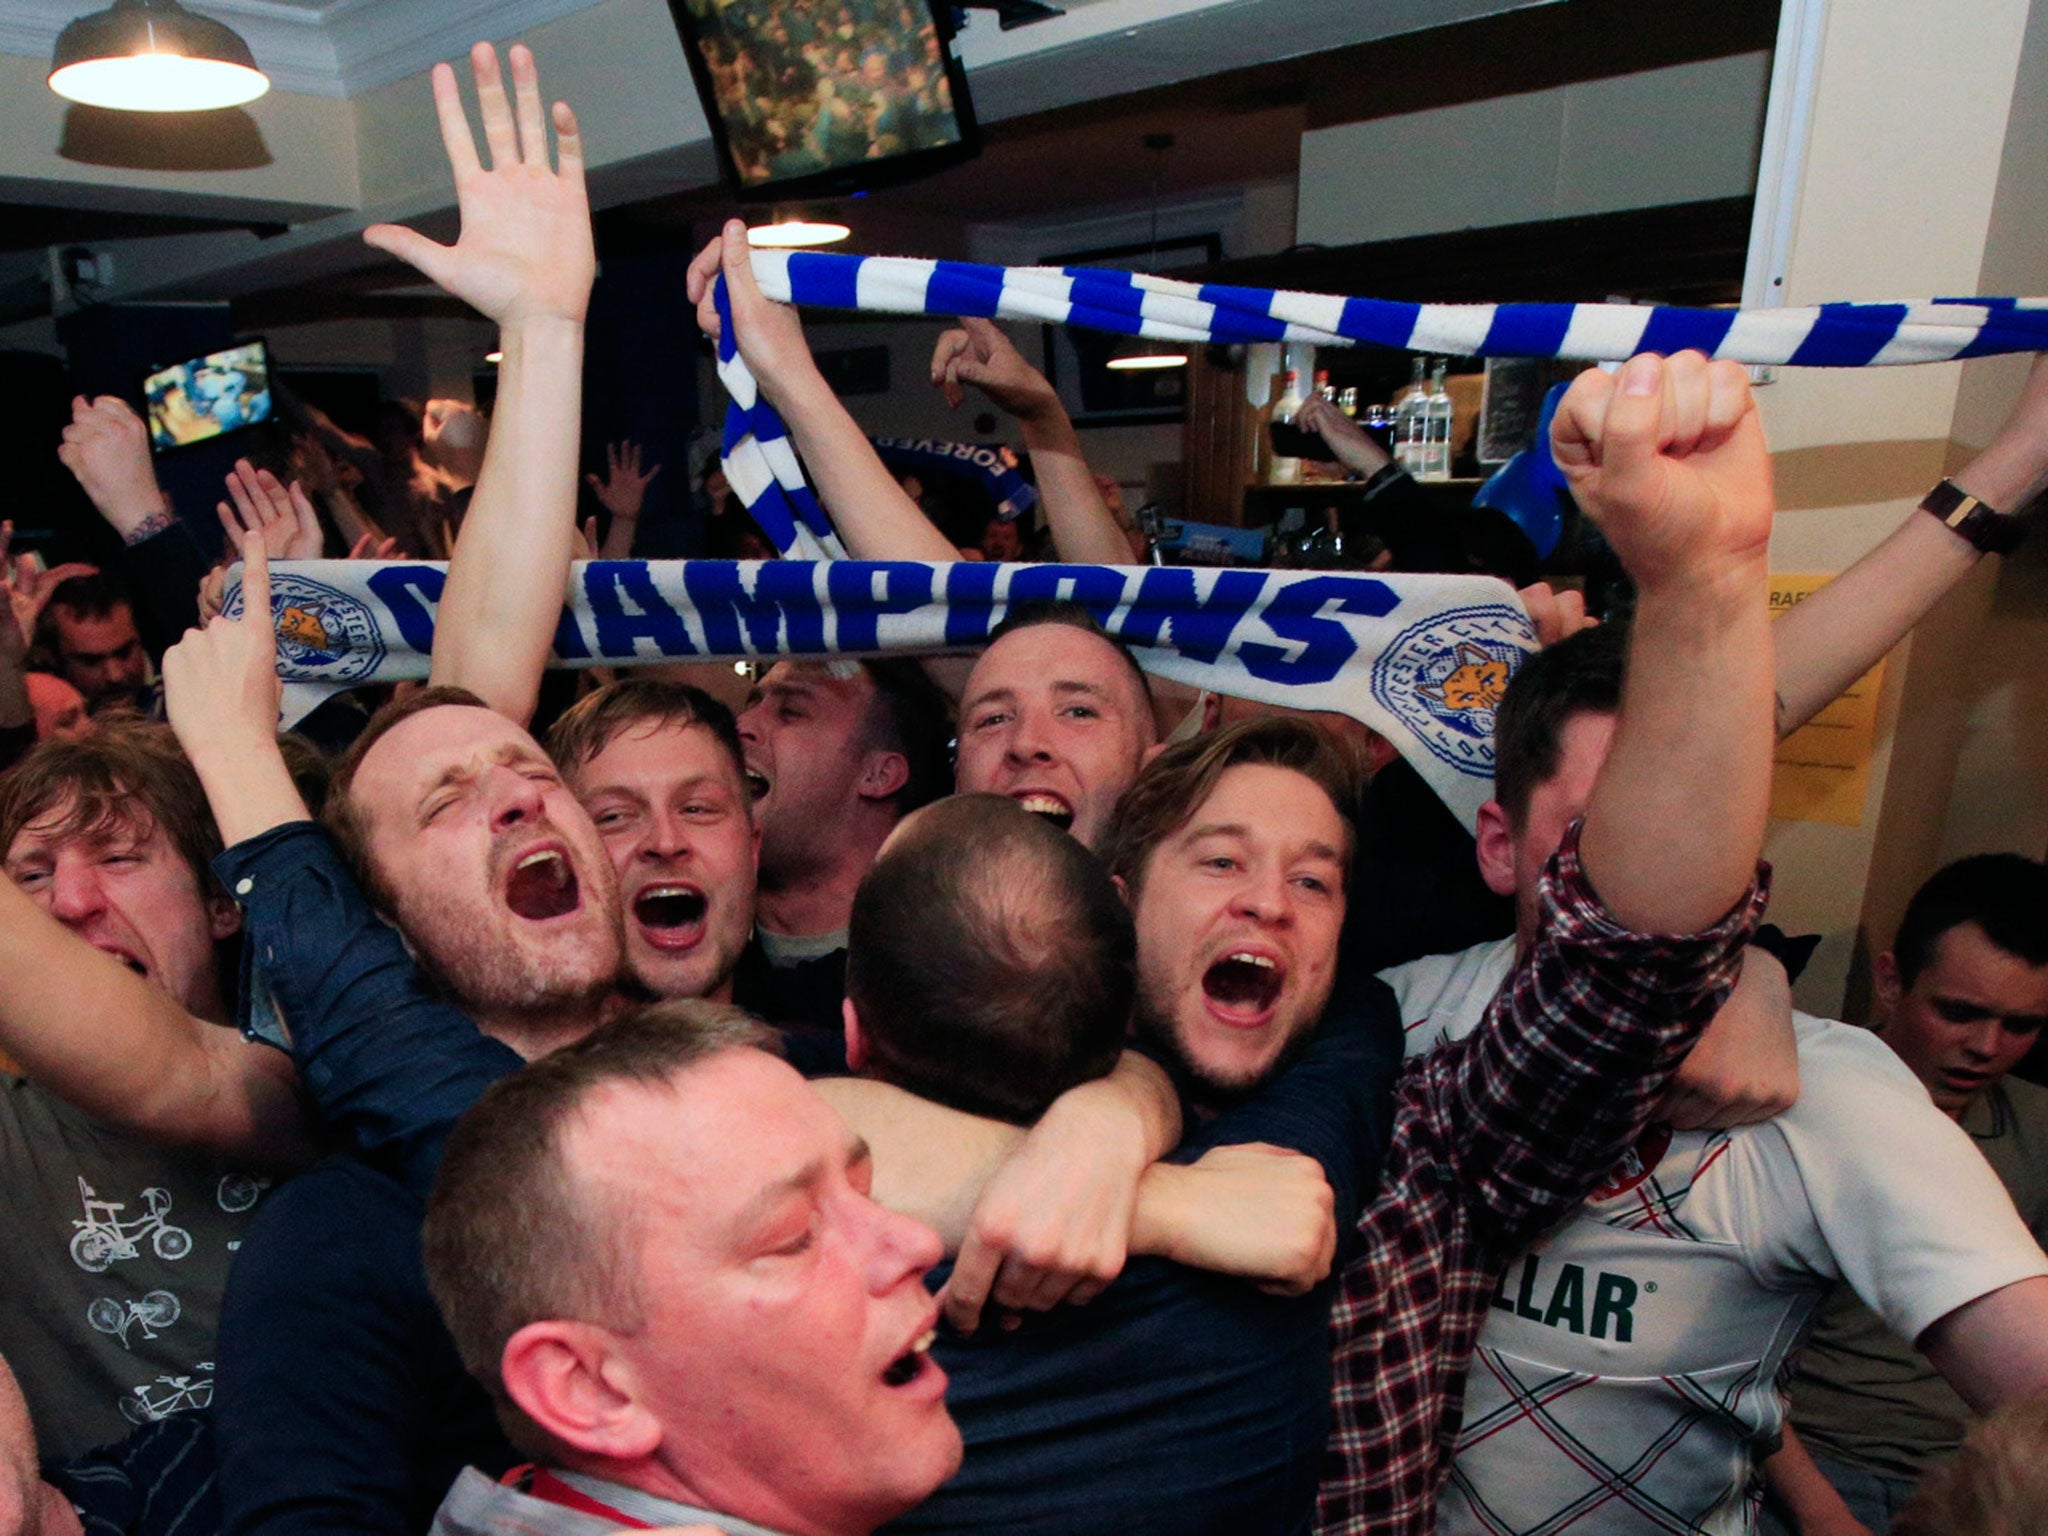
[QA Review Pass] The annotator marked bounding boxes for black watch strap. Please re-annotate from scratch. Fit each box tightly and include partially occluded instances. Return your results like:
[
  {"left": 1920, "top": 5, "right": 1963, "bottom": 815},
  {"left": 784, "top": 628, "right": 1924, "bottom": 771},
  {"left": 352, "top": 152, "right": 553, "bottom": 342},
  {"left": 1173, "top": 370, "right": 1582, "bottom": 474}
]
[{"left": 1920, "top": 479, "right": 2029, "bottom": 554}]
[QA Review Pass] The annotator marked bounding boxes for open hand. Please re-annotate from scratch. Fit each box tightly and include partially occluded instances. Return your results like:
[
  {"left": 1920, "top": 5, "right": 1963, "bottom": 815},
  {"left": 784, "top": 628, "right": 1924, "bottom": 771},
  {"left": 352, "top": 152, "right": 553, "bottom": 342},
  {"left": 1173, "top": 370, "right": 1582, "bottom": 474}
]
[
  {"left": 1552, "top": 351, "right": 1773, "bottom": 591},
  {"left": 56, "top": 395, "right": 166, "bottom": 539},
  {"left": 363, "top": 43, "right": 593, "bottom": 329},
  {"left": 686, "top": 219, "right": 817, "bottom": 404},
  {"left": 162, "top": 530, "right": 282, "bottom": 759},
  {"left": 0, "top": 521, "right": 97, "bottom": 655},
  {"left": 930, "top": 317, "right": 1059, "bottom": 423},
  {"left": 218, "top": 460, "right": 325, "bottom": 560},
  {"left": 586, "top": 440, "right": 662, "bottom": 518}
]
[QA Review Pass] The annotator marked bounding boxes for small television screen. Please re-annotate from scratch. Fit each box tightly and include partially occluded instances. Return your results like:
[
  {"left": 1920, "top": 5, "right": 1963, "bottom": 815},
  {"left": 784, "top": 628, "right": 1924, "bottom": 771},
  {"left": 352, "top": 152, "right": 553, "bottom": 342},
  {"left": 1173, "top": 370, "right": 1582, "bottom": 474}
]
[
  {"left": 142, "top": 340, "right": 272, "bottom": 452},
  {"left": 667, "top": 0, "right": 979, "bottom": 200}
]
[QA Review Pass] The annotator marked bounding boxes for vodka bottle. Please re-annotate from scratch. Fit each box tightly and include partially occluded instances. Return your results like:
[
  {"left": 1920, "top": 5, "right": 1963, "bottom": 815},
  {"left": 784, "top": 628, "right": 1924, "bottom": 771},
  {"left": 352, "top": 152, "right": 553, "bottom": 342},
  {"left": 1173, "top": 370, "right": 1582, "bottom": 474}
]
[
  {"left": 1420, "top": 360, "right": 1454, "bottom": 481},
  {"left": 1392, "top": 357, "right": 1429, "bottom": 475},
  {"left": 1269, "top": 364, "right": 1306, "bottom": 484}
]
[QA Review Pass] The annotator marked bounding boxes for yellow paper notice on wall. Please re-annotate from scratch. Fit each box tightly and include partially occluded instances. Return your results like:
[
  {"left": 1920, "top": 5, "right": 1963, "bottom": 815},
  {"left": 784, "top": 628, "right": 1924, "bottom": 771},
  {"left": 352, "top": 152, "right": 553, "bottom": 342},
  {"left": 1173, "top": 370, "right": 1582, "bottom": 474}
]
[{"left": 1769, "top": 573, "right": 1885, "bottom": 826}]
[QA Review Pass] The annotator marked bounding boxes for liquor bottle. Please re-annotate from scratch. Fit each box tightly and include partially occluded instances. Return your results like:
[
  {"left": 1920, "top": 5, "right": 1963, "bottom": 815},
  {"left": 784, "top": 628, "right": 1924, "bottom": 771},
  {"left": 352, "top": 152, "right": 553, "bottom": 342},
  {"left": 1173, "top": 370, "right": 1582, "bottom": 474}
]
[
  {"left": 1269, "top": 363, "right": 1306, "bottom": 484},
  {"left": 1420, "top": 360, "right": 1453, "bottom": 482},
  {"left": 1392, "top": 357, "right": 1429, "bottom": 475},
  {"left": 1314, "top": 369, "right": 1334, "bottom": 404},
  {"left": 1338, "top": 386, "right": 1359, "bottom": 419}
]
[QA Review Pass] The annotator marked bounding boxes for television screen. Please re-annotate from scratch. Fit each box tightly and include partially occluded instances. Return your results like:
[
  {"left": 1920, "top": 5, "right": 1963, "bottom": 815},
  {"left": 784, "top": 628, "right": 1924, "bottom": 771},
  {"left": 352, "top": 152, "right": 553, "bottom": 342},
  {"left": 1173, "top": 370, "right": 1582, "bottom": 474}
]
[
  {"left": 142, "top": 340, "right": 272, "bottom": 452},
  {"left": 668, "top": 0, "right": 979, "bottom": 200}
]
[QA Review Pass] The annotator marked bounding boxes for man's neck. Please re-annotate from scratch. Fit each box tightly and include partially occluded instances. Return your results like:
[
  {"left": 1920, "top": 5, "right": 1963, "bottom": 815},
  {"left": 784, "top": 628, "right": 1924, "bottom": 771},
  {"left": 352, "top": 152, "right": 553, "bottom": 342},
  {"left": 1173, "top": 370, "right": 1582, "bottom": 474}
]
[
  {"left": 476, "top": 992, "right": 620, "bottom": 1062},
  {"left": 756, "top": 819, "right": 893, "bottom": 938}
]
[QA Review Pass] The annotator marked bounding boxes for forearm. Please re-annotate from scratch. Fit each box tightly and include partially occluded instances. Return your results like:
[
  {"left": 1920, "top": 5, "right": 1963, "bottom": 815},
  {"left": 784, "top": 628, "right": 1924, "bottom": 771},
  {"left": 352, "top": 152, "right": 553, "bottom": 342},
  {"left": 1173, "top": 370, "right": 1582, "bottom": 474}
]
[
  {"left": 429, "top": 317, "right": 585, "bottom": 724},
  {"left": 1581, "top": 556, "right": 1772, "bottom": 934},
  {"left": 0, "top": 879, "right": 309, "bottom": 1162},
  {"left": 183, "top": 732, "right": 314, "bottom": 848},
  {"left": 771, "top": 370, "right": 958, "bottom": 561},
  {"left": 1773, "top": 510, "right": 1978, "bottom": 736},
  {"left": 1765, "top": 1424, "right": 1868, "bottom": 1535},
  {"left": 1018, "top": 413, "right": 1134, "bottom": 565},
  {"left": 814, "top": 1077, "right": 1022, "bottom": 1247},
  {"left": 597, "top": 511, "right": 637, "bottom": 560},
  {"left": 0, "top": 651, "right": 27, "bottom": 732}
]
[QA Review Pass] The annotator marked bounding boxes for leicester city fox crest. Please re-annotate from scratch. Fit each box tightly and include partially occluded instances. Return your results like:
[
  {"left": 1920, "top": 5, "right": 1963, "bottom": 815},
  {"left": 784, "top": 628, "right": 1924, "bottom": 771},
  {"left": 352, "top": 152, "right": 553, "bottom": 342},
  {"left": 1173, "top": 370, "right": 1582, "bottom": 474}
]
[
  {"left": 229, "top": 572, "right": 387, "bottom": 685},
  {"left": 1370, "top": 604, "right": 1531, "bottom": 779}
]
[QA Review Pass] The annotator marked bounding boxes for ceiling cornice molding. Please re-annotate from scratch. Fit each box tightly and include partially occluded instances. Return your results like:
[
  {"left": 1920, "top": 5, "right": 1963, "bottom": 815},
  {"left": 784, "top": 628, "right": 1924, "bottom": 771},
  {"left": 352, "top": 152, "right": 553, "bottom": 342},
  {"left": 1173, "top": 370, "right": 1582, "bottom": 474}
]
[
  {"left": 324, "top": 0, "right": 612, "bottom": 96},
  {"left": 0, "top": 0, "right": 612, "bottom": 100}
]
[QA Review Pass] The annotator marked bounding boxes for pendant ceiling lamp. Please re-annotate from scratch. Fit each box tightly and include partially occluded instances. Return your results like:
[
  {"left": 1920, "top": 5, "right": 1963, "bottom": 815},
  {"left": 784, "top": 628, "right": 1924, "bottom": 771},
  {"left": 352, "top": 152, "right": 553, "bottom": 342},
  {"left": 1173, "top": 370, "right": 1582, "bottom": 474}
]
[
  {"left": 50, "top": 0, "right": 270, "bottom": 113},
  {"left": 1106, "top": 131, "right": 1187, "bottom": 372}
]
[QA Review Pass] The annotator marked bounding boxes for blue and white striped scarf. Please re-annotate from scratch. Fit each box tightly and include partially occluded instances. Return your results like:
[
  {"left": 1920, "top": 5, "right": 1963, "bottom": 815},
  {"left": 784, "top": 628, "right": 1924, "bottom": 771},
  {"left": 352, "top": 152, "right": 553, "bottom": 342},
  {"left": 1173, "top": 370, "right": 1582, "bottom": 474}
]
[{"left": 717, "top": 248, "right": 2048, "bottom": 557}]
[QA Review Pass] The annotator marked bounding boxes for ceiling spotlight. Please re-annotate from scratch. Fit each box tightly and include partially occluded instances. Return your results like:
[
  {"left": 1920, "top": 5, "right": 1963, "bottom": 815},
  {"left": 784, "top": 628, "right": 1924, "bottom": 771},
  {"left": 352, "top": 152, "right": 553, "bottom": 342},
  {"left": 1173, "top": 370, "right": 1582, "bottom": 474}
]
[
  {"left": 50, "top": 0, "right": 269, "bottom": 113},
  {"left": 746, "top": 220, "right": 851, "bottom": 249}
]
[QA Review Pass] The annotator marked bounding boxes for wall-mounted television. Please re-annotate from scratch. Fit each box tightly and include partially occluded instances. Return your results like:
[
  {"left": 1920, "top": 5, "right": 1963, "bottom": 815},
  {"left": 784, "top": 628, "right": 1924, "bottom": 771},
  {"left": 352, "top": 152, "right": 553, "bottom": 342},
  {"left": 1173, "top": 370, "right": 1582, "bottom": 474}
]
[{"left": 667, "top": 0, "right": 980, "bottom": 201}]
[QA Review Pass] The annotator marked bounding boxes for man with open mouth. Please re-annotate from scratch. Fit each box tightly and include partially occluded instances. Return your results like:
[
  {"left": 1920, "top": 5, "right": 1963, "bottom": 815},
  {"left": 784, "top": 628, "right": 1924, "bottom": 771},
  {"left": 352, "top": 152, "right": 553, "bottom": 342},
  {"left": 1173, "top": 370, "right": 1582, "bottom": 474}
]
[
  {"left": 420, "top": 1001, "right": 965, "bottom": 1536},
  {"left": 0, "top": 724, "right": 289, "bottom": 1461},
  {"left": 730, "top": 658, "right": 952, "bottom": 1034}
]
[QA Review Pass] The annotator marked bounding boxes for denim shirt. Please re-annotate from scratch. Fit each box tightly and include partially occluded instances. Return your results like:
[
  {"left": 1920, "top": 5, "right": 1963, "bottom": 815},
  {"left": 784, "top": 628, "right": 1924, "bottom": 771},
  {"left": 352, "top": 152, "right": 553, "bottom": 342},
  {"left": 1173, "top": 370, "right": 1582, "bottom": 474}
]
[{"left": 215, "top": 821, "right": 522, "bottom": 1199}]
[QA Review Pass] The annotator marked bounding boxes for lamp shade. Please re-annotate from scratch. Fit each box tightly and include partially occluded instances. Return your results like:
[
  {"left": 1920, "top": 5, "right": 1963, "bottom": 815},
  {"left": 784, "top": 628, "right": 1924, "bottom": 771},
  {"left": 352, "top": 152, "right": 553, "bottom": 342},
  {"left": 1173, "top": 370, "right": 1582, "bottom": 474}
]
[{"left": 50, "top": 0, "right": 270, "bottom": 112}]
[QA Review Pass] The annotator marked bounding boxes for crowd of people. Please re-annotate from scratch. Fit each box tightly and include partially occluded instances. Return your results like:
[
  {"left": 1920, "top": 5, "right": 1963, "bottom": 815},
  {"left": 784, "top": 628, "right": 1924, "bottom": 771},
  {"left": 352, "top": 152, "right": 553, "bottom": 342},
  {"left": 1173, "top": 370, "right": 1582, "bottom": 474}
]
[
  {"left": 2, "top": 37, "right": 2048, "bottom": 1536},
  {"left": 681, "top": 0, "right": 961, "bottom": 186}
]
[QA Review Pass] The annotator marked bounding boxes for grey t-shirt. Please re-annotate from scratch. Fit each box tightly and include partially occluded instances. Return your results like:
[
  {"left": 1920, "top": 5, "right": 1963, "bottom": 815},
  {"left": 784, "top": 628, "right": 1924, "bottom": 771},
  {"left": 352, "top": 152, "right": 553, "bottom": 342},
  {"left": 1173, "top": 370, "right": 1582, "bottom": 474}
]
[
  {"left": 1788, "top": 1073, "right": 2048, "bottom": 1479},
  {"left": 0, "top": 1075, "right": 271, "bottom": 1458}
]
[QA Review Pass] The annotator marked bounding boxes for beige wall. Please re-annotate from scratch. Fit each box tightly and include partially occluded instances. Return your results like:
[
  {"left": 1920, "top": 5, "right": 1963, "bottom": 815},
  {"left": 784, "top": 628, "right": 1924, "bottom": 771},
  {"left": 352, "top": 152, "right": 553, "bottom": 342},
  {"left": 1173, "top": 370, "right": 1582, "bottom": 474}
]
[
  {"left": 1294, "top": 51, "right": 1772, "bottom": 249},
  {"left": 1754, "top": 0, "right": 2044, "bottom": 1017}
]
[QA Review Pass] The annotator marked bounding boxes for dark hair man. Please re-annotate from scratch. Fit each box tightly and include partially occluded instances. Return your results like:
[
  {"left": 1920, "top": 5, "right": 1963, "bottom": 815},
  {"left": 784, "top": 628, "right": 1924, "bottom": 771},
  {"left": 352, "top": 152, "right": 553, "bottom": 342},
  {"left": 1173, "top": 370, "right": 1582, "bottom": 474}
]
[
  {"left": 1385, "top": 637, "right": 2048, "bottom": 1536},
  {"left": 1771, "top": 854, "right": 2048, "bottom": 1536},
  {"left": 732, "top": 658, "right": 952, "bottom": 1032},
  {"left": 36, "top": 574, "right": 152, "bottom": 716},
  {"left": 420, "top": 1002, "right": 961, "bottom": 1536},
  {"left": 0, "top": 725, "right": 293, "bottom": 1458}
]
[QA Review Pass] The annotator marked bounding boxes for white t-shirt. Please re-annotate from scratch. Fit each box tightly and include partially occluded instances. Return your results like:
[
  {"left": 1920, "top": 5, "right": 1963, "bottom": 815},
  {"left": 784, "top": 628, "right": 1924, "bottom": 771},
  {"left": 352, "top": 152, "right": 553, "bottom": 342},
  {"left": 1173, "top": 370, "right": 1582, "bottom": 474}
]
[{"left": 1378, "top": 940, "right": 2048, "bottom": 1536}]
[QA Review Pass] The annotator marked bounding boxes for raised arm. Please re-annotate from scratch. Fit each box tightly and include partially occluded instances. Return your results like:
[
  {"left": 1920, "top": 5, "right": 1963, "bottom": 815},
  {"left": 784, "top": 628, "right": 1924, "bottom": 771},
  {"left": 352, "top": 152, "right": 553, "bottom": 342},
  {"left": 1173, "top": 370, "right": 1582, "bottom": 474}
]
[
  {"left": 1559, "top": 351, "right": 1775, "bottom": 933},
  {"left": 1773, "top": 353, "right": 2048, "bottom": 735},
  {"left": 366, "top": 42, "right": 595, "bottom": 726},
  {"left": 1440, "top": 352, "right": 1773, "bottom": 1250},
  {"left": 687, "top": 220, "right": 956, "bottom": 562},
  {"left": 930, "top": 317, "right": 1137, "bottom": 565}
]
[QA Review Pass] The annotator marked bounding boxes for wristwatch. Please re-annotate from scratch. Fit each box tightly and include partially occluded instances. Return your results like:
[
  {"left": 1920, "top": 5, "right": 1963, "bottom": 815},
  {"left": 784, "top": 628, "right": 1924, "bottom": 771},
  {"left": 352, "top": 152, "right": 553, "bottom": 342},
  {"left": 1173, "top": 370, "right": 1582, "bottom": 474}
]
[{"left": 1919, "top": 478, "right": 2030, "bottom": 554}]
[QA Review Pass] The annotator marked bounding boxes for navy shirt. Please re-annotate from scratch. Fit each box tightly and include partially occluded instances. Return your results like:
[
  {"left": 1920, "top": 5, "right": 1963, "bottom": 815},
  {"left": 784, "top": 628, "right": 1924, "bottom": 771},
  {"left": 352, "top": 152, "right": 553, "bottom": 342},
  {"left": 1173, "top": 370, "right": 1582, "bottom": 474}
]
[
  {"left": 892, "top": 972, "right": 1403, "bottom": 1536},
  {"left": 212, "top": 1158, "right": 514, "bottom": 1536}
]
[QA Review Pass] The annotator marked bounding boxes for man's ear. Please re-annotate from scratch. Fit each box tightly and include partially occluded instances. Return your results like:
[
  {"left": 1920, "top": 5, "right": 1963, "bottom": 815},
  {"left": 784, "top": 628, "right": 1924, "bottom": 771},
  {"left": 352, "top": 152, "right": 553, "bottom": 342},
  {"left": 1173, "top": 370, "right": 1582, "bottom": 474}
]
[
  {"left": 500, "top": 1320, "right": 661, "bottom": 1462},
  {"left": 1473, "top": 800, "right": 1518, "bottom": 899},
  {"left": 1872, "top": 950, "right": 1903, "bottom": 1025},
  {"left": 856, "top": 751, "right": 910, "bottom": 805},
  {"left": 1110, "top": 872, "right": 1131, "bottom": 910},
  {"left": 842, "top": 997, "right": 869, "bottom": 1072},
  {"left": 207, "top": 894, "right": 243, "bottom": 942}
]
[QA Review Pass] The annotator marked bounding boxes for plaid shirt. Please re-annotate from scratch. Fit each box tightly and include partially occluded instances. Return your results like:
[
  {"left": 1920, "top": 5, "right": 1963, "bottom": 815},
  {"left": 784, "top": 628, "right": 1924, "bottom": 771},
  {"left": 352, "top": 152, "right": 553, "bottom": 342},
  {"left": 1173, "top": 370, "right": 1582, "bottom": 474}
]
[{"left": 1317, "top": 821, "right": 1768, "bottom": 1536}]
